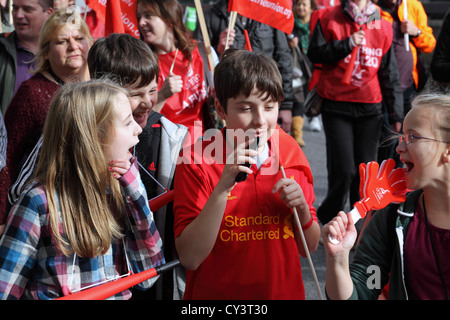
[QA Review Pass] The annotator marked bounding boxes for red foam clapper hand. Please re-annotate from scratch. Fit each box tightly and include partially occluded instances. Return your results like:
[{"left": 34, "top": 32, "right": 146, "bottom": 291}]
[{"left": 328, "top": 159, "right": 407, "bottom": 244}]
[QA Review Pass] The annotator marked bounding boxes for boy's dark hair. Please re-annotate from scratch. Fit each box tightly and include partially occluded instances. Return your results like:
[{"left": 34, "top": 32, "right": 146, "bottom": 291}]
[
  {"left": 214, "top": 48, "right": 284, "bottom": 112},
  {"left": 87, "top": 33, "right": 159, "bottom": 88}
]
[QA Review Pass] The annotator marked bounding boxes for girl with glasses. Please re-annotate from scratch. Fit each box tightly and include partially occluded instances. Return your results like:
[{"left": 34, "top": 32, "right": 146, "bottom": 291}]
[{"left": 322, "top": 93, "right": 450, "bottom": 300}]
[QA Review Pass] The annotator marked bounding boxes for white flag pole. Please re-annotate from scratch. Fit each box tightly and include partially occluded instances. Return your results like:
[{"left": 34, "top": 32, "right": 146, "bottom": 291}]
[{"left": 404, "top": 0, "right": 409, "bottom": 51}]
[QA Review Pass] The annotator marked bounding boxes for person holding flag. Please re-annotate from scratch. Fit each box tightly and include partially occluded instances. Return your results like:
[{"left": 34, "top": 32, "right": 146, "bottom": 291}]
[
  {"left": 136, "top": 0, "right": 212, "bottom": 144},
  {"left": 307, "top": 0, "right": 403, "bottom": 225},
  {"left": 194, "top": 0, "right": 295, "bottom": 134}
]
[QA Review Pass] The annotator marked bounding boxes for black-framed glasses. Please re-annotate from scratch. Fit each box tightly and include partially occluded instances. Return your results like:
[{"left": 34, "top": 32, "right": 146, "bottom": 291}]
[{"left": 398, "top": 133, "right": 449, "bottom": 145}]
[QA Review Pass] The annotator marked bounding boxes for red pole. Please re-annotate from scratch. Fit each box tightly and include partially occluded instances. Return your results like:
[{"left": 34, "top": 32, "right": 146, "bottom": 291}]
[
  {"left": 56, "top": 260, "right": 180, "bottom": 300},
  {"left": 341, "top": 46, "right": 358, "bottom": 85},
  {"left": 342, "top": 27, "right": 363, "bottom": 85},
  {"left": 148, "top": 189, "right": 174, "bottom": 212},
  {"left": 244, "top": 29, "right": 252, "bottom": 52}
]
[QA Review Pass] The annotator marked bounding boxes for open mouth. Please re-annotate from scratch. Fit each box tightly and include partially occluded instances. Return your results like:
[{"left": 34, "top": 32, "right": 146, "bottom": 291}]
[
  {"left": 140, "top": 29, "right": 153, "bottom": 36},
  {"left": 133, "top": 111, "right": 149, "bottom": 123},
  {"left": 404, "top": 161, "right": 414, "bottom": 172}
]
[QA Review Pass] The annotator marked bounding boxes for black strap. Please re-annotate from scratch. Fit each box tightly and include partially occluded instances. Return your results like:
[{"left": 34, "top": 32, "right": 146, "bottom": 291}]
[{"left": 48, "top": 68, "right": 65, "bottom": 86}]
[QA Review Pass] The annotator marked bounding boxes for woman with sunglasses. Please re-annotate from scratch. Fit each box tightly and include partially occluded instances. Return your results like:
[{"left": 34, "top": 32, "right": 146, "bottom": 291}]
[{"left": 322, "top": 93, "right": 450, "bottom": 300}]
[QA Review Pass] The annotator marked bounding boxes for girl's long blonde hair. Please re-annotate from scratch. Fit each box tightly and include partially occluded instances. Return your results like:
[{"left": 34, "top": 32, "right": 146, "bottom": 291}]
[
  {"left": 35, "top": 80, "right": 128, "bottom": 258},
  {"left": 411, "top": 93, "right": 450, "bottom": 143}
]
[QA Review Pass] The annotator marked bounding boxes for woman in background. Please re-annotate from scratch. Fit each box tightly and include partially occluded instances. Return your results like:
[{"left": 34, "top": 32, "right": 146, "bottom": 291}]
[{"left": 136, "top": 0, "right": 211, "bottom": 144}]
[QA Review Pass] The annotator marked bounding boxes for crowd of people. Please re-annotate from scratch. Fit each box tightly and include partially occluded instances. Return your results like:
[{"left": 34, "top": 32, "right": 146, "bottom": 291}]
[{"left": 0, "top": 0, "right": 448, "bottom": 301}]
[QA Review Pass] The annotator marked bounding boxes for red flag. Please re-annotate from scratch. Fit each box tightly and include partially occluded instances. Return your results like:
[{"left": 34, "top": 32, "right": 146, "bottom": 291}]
[
  {"left": 85, "top": 0, "right": 140, "bottom": 38},
  {"left": 105, "top": 0, "right": 124, "bottom": 34},
  {"left": 228, "top": 0, "right": 294, "bottom": 35}
]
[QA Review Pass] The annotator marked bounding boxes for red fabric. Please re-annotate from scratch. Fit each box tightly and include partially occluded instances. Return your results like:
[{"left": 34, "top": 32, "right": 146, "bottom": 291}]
[
  {"left": 228, "top": 0, "right": 294, "bottom": 35},
  {"left": 316, "top": 0, "right": 340, "bottom": 8},
  {"left": 173, "top": 127, "right": 316, "bottom": 299},
  {"left": 105, "top": 0, "right": 124, "bottom": 34},
  {"left": 315, "top": 5, "right": 393, "bottom": 103},
  {"left": 157, "top": 46, "right": 207, "bottom": 144},
  {"left": 85, "top": 0, "right": 139, "bottom": 38},
  {"left": 0, "top": 73, "right": 59, "bottom": 223},
  {"left": 244, "top": 29, "right": 252, "bottom": 51},
  {"left": 84, "top": 10, "right": 105, "bottom": 40}
]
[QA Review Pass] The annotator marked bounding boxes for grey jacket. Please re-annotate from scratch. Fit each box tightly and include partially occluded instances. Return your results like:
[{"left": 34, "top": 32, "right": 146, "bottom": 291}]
[
  {"left": 0, "top": 31, "right": 17, "bottom": 115},
  {"left": 348, "top": 190, "right": 422, "bottom": 300}
]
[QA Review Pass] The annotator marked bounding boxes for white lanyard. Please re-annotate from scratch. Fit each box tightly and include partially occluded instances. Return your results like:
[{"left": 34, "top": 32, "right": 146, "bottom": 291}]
[{"left": 67, "top": 238, "right": 133, "bottom": 294}]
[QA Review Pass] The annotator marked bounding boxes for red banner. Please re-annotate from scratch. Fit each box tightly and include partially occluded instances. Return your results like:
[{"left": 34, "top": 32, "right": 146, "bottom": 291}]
[
  {"left": 85, "top": 0, "right": 140, "bottom": 38},
  {"left": 228, "top": 0, "right": 294, "bottom": 35}
]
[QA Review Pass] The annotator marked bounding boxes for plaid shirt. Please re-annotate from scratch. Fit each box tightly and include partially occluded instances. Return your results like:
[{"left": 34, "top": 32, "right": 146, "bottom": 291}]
[{"left": 0, "top": 160, "right": 164, "bottom": 300}]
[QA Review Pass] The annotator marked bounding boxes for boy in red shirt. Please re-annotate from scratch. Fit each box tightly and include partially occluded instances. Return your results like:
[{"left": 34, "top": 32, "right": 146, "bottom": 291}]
[{"left": 173, "top": 48, "right": 320, "bottom": 299}]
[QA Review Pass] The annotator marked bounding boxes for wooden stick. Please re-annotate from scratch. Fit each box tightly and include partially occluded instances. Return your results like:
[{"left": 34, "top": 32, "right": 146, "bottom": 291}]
[
  {"left": 280, "top": 166, "right": 324, "bottom": 300},
  {"left": 9, "top": 0, "right": 12, "bottom": 27},
  {"left": 169, "top": 49, "right": 179, "bottom": 74},
  {"left": 194, "top": 0, "right": 215, "bottom": 75},
  {"left": 225, "top": 11, "right": 238, "bottom": 51}
]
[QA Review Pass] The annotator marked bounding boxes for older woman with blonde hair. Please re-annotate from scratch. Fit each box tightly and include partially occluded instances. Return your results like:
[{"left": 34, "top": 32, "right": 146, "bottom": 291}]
[{"left": 0, "top": 9, "right": 92, "bottom": 224}]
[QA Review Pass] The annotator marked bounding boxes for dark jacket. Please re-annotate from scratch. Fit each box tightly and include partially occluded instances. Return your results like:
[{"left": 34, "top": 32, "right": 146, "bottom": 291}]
[
  {"left": 430, "top": 9, "right": 450, "bottom": 83},
  {"left": 194, "top": 0, "right": 294, "bottom": 111},
  {"left": 348, "top": 190, "right": 422, "bottom": 300},
  {"left": 0, "top": 31, "right": 17, "bottom": 115}
]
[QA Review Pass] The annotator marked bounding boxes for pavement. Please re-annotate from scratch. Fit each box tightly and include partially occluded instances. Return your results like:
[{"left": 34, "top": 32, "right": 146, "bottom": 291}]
[
  {"left": 298, "top": 116, "right": 355, "bottom": 300},
  {"left": 298, "top": 115, "right": 328, "bottom": 300}
]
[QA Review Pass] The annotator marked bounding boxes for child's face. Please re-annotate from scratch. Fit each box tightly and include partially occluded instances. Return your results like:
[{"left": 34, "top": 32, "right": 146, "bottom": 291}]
[
  {"left": 127, "top": 78, "right": 158, "bottom": 129},
  {"left": 216, "top": 88, "right": 279, "bottom": 147},
  {"left": 396, "top": 107, "right": 448, "bottom": 190},
  {"left": 105, "top": 92, "right": 142, "bottom": 160}
]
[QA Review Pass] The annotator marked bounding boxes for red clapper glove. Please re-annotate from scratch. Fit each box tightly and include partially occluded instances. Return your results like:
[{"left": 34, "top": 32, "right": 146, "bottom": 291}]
[{"left": 329, "top": 159, "right": 407, "bottom": 244}]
